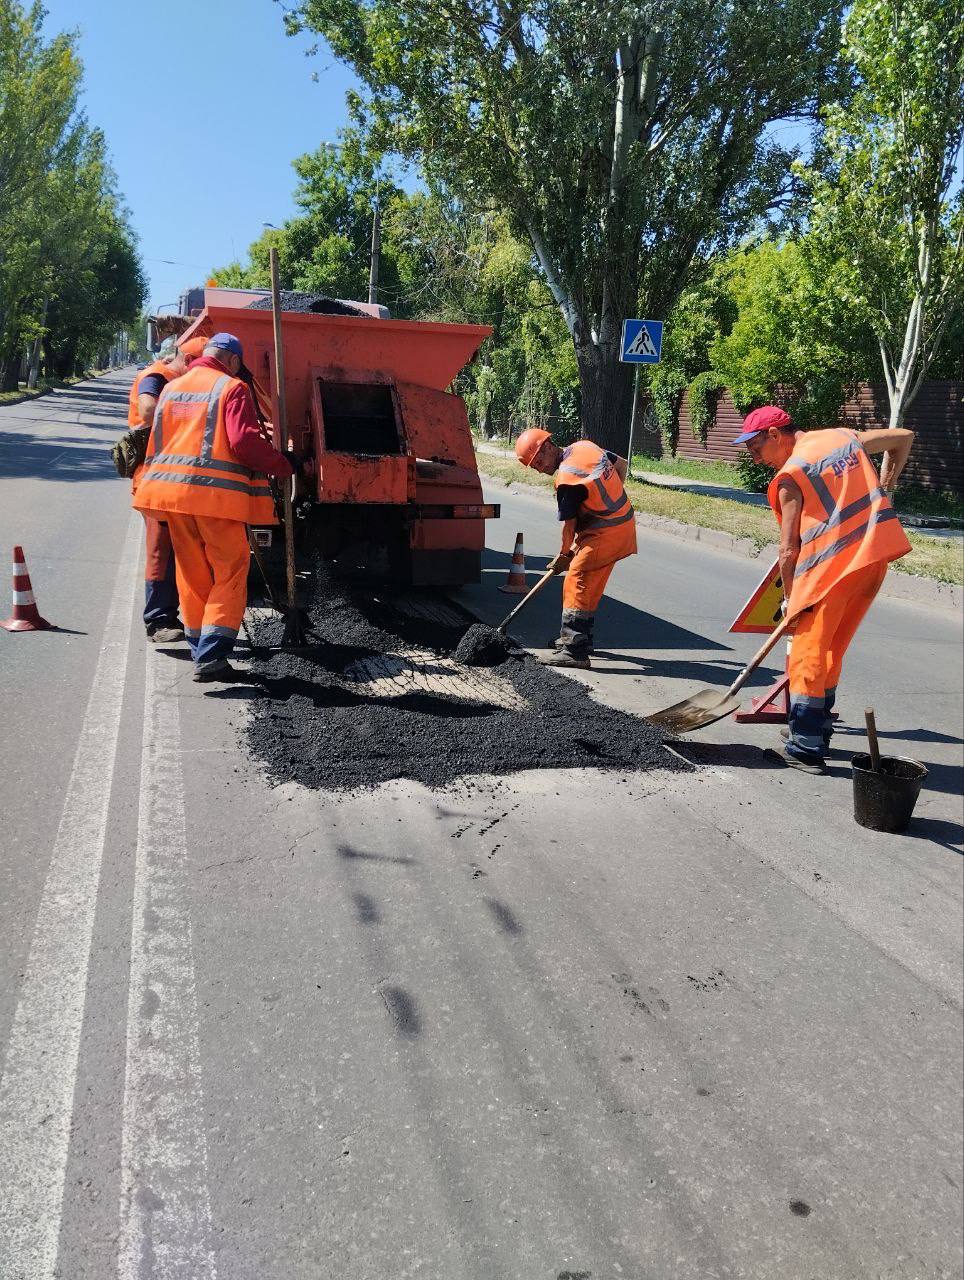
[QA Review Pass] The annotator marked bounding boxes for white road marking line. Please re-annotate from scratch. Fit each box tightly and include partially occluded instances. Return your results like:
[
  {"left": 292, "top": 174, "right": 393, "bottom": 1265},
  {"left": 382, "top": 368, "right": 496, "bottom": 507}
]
[
  {"left": 0, "top": 510, "right": 141, "bottom": 1280},
  {"left": 117, "top": 645, "right": 217, "bottom": 1280}
]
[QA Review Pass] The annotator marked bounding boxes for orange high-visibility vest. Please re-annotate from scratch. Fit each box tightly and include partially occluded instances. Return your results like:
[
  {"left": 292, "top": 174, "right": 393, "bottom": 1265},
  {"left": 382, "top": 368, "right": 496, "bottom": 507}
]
[
  {"left": 133, "top": 363, "right": 277, "bottom": 525},
  {"left": 768, "top": 427, "right": 911, "bottom": 618},
  {"left": 554, "top": 440, "right": 635, "bottom": 535},
  {"left": 127, "top": 360, "right": 179, "bottom": 426}
]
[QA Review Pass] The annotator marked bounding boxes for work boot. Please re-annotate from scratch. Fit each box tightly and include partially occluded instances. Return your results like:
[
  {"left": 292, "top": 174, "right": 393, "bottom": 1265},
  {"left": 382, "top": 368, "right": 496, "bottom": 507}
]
[
  {"left": 540, "top": 651, "right": 591, "bottom": 670},
  {"left": 780, "top": 747, "right": 826, "bottom": 776},
  {"left": 780, "top": 725, "right": 833, "bottom": 752},
  {"left": 192, "top": 658, "right": 236, "bottom": 684},
  {"left": 149, "top": 623, "right": 186, "bottom": 644},
  {"left": 551, "top": 636, "right": 594, "bottom": 655}
]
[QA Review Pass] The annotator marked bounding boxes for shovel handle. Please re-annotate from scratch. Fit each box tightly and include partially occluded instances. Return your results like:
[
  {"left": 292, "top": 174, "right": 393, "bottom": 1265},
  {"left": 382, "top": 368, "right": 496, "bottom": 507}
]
[
  {"left": 497, "top": 567, "right": 558, "bottom": 633},
  {"left": 727, "top": 615, "right": 793, "bottom": 698},
  {"left": 864, "top": 707, "right": 881, "bottom": 772},
  {"left": 269, "top": 247, "right": 297, "bottom": 612}
]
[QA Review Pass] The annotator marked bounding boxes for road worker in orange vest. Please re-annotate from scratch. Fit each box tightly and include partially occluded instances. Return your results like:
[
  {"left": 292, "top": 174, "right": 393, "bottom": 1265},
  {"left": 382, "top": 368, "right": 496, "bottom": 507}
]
[
  {"left": 514, "top": 428, "right": 637, "bottom": 669},
  {"left": 127, "top": 337, "right": 198, "bottom": 642},
  {"left": 733, "top": 405, "right": 914, "bottom": 774},
  {"left": 133, "top": 332, "right": 299, "bottom": 683}
]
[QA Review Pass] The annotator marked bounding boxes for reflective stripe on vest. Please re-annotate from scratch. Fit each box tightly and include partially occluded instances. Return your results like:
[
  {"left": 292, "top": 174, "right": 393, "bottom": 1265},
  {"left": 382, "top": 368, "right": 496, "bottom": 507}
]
[
  {"left": 133, "top": 365, "right": 277, "bottom": 524},
  {"left": 768, "top": 428, "right": 911, "bottom": 616},
  {"left": 555, "top": 441, "right": 633, "bottom": 531},
  {"left": 152, "top": 375, "right": 230, "bottom": 458},
  {"left": 127, "top": 360, "right": 178, "bottom": 427}
]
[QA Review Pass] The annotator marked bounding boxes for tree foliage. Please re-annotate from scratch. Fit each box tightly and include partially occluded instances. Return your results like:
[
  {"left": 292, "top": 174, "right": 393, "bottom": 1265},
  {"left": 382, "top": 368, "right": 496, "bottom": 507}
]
[
  {"left": 0, "top": 2, "right": 145, "bottom": 386},
  {"left": 800, "top": 0, "right": 964, "bottom": 426},
  {"left": 708, "top": 238, "right": 874, "bottom": 426},
  {"left": 213, "top": 142, "right": 578, "bottom": 437},
  {"left": 284, "top": 0, "right": 843, "bottom": 449}
]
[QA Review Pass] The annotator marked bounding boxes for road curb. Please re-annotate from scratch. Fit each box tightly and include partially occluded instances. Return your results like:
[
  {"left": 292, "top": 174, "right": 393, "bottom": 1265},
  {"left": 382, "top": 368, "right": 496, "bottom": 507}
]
[{"left": 480, "top": 470, "right": 963, "bottom": 614}]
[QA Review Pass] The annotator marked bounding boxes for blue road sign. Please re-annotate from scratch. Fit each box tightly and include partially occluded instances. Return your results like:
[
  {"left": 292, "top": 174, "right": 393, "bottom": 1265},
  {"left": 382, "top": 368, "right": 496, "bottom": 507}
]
[{"left": 620, "top": 319, "right": 663, "bottom": 364}]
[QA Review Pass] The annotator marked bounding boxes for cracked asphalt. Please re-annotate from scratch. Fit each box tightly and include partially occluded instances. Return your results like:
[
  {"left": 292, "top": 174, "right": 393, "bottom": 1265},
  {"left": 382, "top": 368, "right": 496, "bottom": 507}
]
[{"left": 0, "top": 371, "right": 961, "bottom": 1280}]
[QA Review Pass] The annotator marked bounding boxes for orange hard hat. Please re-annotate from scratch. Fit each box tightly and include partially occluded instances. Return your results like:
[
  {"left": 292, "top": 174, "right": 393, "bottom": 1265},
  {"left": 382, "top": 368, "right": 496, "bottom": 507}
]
[
  {"left": 514, "top": 428, "right": 551, "bottom": 467},
  {"left": 178, "top": 335, "right": 208, "bottom": 359}
]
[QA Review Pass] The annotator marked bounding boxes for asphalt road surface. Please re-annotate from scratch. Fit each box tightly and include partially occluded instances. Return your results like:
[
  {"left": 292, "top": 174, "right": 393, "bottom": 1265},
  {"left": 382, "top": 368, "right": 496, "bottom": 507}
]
[{"left": 1, "top": 370, "right": 961, "bottom": 1280}]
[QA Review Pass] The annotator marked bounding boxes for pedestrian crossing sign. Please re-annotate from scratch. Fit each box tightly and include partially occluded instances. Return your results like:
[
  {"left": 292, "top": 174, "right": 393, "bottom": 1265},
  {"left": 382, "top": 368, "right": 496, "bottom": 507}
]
[
  {"left": 729, "top": 560, "right": 785, "bottom": 633},
  {"left": 620, "top": 319, "right": 663, "bottom": 364}
]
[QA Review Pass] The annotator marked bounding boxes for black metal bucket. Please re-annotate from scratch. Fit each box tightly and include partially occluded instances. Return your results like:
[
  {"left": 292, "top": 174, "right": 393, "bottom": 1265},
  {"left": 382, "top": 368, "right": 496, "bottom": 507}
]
[{"left": 852, "top": 753, "right": 928, "bottom": 833}]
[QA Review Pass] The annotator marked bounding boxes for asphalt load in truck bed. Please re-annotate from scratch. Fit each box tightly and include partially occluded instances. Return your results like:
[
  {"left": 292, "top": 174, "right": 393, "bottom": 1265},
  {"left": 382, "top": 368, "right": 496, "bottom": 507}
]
[
  {"left": 242, "top": 562, "right": 685, "bottom": 792},
  {"left": 246, "top": 291, "right": 374, "bottom": 318}
]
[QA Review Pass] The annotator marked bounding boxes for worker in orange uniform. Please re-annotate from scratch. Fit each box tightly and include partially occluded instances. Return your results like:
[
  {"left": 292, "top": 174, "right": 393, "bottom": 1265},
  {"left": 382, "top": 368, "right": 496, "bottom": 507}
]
[
  {"left": 514, "top": 428, "right": 636, "bottom": 668},
  {"left": 733, "top": 405, "right": 914, "bottom": 774},
  {"left": 133, "top": 333, "right": 298, "bottom": 682},
  {"left": 128, "top": 338, "right": 196, "bottom": 642}
]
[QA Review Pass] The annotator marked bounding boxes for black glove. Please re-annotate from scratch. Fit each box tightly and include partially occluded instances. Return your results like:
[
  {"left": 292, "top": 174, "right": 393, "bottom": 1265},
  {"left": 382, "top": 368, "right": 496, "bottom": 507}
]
[{"left": 282, "top": 449, "right": 304, "bottom": 475}]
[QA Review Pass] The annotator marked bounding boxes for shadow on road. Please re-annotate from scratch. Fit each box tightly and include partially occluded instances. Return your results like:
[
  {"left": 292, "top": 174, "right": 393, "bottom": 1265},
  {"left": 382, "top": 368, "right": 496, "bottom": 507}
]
[
  {"left": 671, "top": 741, "right": 785, "bottom": 771},
  {"left": 479, "top": 548, "right": 731, "bottom": 655},
  {"left": 902, "top": 815, "right": 963, "bottom": 855},
  {"left": 0, "top": 430, "right": 117, "bottom": 482}
]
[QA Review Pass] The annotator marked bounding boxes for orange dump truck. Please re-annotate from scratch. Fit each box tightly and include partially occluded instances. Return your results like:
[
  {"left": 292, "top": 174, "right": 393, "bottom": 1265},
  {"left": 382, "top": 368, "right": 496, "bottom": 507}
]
[{"left": 175, "top": 288, "right": 499, "bottom": 586}]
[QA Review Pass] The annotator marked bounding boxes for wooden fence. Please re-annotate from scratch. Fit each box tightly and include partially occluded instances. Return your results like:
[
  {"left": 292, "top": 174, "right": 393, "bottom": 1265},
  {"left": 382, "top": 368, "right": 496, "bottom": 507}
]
[{"left": 661, "top": 381, "right": 962, "bottom": 494}]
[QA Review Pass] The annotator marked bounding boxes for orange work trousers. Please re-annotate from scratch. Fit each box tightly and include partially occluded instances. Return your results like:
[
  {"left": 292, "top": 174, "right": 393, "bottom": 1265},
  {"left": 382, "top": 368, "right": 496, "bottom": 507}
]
[
  {"left": 786, "top": 560, "right": 887, "bottom": 762},
  {"left": 140, "top": 513, "right": 179, "bottom": 630},
  {"left": 558, "top": 521, "right": 636, "bottom": 656},
  {"left": 165, "top": 514, "right": 249, "bottom": 667}
]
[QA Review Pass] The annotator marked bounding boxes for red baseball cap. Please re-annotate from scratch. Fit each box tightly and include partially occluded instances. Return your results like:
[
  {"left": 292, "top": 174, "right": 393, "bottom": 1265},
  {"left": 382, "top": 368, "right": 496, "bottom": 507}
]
[{"left": 732, "top": 405, "right": 792, "bottom": 445}]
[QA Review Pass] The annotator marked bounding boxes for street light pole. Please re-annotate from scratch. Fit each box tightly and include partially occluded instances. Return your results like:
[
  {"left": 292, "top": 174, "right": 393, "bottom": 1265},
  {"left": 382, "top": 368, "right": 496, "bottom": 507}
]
[{"left": 368, "top": 185, "right": 381, "bottom": 305}]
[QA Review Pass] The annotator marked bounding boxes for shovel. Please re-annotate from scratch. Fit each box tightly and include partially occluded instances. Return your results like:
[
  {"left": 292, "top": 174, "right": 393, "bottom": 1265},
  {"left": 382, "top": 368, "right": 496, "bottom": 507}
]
[
  {"left": 454, "top": 565, "right": 560, "bottom": 665},
  {"left": 496, "top": 565, "right": 557, "bottom": 633},
  {"left": 646, "top": 615, "right": 793, "bottom": 733}
]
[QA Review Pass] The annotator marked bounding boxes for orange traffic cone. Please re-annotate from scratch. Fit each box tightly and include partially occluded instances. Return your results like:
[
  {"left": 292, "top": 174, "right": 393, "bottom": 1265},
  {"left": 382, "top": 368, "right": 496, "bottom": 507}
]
[
  {"left": 499, "top": 532, "right": 529, "bottom": 594},
  {"left": 1, "top": 546, "right": 53, "bottom": 632}
]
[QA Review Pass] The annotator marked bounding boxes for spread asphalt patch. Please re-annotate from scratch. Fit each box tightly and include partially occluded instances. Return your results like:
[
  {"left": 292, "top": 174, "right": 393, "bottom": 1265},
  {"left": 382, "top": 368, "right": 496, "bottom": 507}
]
[{"left": 241, "top": 561, "right": 686, "bottom": 793}]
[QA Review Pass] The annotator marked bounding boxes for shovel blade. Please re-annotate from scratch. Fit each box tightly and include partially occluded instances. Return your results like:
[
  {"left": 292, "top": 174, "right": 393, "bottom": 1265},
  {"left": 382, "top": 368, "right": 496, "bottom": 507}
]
[{"left": 646, "top": 688, "right": 742, "bottom": 733}]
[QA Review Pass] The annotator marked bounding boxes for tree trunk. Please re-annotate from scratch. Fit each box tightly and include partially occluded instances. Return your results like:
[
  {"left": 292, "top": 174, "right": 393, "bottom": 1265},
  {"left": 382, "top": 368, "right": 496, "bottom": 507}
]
[
  {"left": 0, "top": 355, "right": 20, "bottom": 393},
  {"left": 574, "top": 339, "right": 636, "bottom": 453},
  {"left": 26, "top": 299, "right": 47, "bottom": 389}
]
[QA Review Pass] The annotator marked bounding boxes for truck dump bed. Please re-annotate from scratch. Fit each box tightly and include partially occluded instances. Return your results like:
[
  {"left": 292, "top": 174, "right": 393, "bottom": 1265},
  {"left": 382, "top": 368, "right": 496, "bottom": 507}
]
[{"left": 178, "top": 289, "right": 499, "bottom": 585}]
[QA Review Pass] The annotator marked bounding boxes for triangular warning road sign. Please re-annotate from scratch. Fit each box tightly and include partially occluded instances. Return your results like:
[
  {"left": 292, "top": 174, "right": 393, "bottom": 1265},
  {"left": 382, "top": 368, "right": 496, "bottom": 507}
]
[
  {"left": 729, "top": 560, "right": 785, "bottom": 633},
  {"left": 626, "top": 325, "right": 657, "bottom": 358}
]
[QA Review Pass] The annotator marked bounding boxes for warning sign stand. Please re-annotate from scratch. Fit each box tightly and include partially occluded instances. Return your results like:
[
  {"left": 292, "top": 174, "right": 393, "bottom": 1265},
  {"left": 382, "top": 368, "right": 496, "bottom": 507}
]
[
  {"left": 730, "top": 560, "right": 789, "bottom": 723},
  {"left": 734, "top": 645, "right": 790, "bottom": 723}
]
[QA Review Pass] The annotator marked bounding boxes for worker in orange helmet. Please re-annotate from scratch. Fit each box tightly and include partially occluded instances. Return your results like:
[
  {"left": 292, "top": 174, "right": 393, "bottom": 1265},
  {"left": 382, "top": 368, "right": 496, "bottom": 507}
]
[
  {"left": 127, "top": 337, "right": 196, "bottom": 643},
  {"left": 733, "top": 405, "right": 914, "bottom": 774},
  {"left": 133, "top": 333, "right": 300, "bottom": 682},
  {"left": 514, "top": 427, "right": 636, "bottom": 669}
]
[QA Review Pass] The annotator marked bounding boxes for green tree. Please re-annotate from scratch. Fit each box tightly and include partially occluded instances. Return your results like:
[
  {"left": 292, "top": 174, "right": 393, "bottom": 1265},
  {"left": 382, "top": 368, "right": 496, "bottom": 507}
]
[
  {"left": 0, "top": 3, "right": 145, "bottom": 386},
  {"left": 708, "top": 238, "right": 875, "bottom": 426},
  {"left": 801, "top": 0, "right": 964, "bottom": 428},
  {"left": 213, "top": 141, "right": 404, "bottom": 305},
  {"left": 284, "top": 0, "right": 842, "bottom": 450},
  {"left": 213, "top": 147, "right": 579, "bottom": 436},
  {"left": 0, "top": 0, "right": 84, "bottom": 384}
]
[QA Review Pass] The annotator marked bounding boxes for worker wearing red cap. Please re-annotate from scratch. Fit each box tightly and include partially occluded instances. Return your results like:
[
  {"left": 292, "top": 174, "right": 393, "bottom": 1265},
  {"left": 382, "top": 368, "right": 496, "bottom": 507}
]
[
  {"left": 133, "top": 332, "right": 299, "bottom": 682},
  {"left": 127, "top": 339, "right": 195, "bottom": 643},
  {"left": 514, "top": 427, "right": 636, "bottom": 668},
  {"left": 733, "top": 406, "right": 914, "bottom": 773}
]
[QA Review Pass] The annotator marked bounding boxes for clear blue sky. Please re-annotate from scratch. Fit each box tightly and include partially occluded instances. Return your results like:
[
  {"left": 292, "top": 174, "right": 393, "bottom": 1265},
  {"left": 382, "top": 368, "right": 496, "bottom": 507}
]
[{"left": 41, "top": 0, "right": 358, "bottom": 312}]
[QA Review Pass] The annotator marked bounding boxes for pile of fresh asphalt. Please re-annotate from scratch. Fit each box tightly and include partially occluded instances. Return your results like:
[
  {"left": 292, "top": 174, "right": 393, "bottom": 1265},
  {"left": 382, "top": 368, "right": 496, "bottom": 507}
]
[
  {"left": 452, "top": 623, "right": 513, "bottom": 666},
  {"left": 246, "top": 291, "right": 374, "bottom": 318},
  {"left": 243, "top": 560, "right": 685, "bottom": 792}
]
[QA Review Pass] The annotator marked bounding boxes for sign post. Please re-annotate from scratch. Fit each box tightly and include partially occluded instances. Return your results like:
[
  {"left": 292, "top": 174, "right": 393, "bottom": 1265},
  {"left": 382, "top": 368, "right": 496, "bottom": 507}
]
[{"left": 620, "top": 319, "right": 663, "bottom": 473}]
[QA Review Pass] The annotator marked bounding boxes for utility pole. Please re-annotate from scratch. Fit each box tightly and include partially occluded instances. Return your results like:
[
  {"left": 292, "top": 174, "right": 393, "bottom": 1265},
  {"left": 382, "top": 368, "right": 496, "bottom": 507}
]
[{"left": 368, "top": 184, "right": 381, "bottom": 305}]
